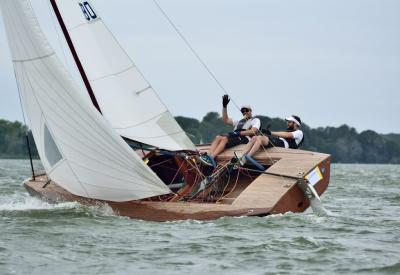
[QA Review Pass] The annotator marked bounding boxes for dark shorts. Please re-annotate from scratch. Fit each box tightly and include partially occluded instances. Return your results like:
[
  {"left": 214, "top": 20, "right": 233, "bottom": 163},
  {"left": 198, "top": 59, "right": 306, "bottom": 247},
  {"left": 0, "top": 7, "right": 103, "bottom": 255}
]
[
  {"left": 267, "top": 136, "right": 286, "bottom": 148},
  {"left": 224, "top": 135, "right": 249, "bottom": 149}
]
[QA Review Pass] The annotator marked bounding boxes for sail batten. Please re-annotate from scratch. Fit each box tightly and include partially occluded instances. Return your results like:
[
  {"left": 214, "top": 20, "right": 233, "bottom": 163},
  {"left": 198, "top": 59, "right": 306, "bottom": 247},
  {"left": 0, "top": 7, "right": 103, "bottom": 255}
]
[
  {"left": 0, "top": 0, "right": 171, "bottom": 201},
  {"left": 54, "top": 0, "right": 195, "bottom": 151},
  {"left": 89, "top": 65, "right": 135, "bottom": 82}
]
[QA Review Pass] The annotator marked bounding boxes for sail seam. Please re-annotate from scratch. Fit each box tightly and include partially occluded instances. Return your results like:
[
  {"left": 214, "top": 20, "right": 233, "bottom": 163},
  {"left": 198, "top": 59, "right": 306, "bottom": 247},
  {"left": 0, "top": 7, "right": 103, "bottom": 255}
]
[
  {"left": 47, "top": 158, "right": 66, "bottom": 174},
  {"left": 67, "top": 159, "right": 160, "bottom": 188},
  {"left": 19, "top": 62, "right": 89, "bottom": 197},
  {"left": 27, "top": 61, "right": 158, "bottom": 182},
  {"left": 67, "top": 20, "right": 94, "bottom": 32},
  {"left": 25, "top": 44, "right": 135, "bottom": 162},
  {"left": 19, "top": 65, "right": 89, "bottom": 195},
  {"left": 12, "top": 52, "right": 55, "bottom": 63},
  {"left": 68, "top": 160, "right": 165, "bottom": 190},
  {"left": 28, "top": 58, "right": 136, "bottom": 167},
  {"left": 14, "top": 13, "right": 145, "bottom": 172},
  {"left": 113, "top": 111, "right": 169, "bottom": 130},
  {"left": 124, "top": 130, "right": 187, "bottom": 139},
  {"left": 96, "top": 17, "right": 194, "bottom": 149},
  {"left": 4, "top": 0, "right": 169, "bottom": 200},
  {"left": 90, "top": 65, "right": 136, "bottom": 82},
  {"left": 27, "top": 57, "right": 163, "bottom": 191},
  {"left": 24, "top": 50, "right": 160, "bottom": 179},
  {"left": 58, "top": 139, "right": 154, "bottom": 182},
  {"left": 4, "top": 1, "right": 88, "bottom": 196}
]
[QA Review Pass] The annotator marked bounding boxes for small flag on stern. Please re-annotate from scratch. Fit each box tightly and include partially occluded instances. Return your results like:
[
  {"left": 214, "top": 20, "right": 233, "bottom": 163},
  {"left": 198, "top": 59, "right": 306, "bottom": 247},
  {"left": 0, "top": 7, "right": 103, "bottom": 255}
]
[{"left": 305, "top": 166, "right": 323, "bottom": 186}]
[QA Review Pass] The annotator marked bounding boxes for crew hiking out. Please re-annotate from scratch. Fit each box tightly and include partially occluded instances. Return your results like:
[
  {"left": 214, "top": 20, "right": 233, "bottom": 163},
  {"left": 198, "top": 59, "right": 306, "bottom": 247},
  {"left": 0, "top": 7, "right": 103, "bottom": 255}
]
[{"left": 235, "top": 115, "right": 304, "bottom": 170}]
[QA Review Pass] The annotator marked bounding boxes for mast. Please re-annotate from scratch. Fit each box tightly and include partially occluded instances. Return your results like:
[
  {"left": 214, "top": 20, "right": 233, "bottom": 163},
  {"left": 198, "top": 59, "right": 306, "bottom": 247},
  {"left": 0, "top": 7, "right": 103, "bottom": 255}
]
[{"left": 49, "top": 0, "right": 102, "bottom": 114}]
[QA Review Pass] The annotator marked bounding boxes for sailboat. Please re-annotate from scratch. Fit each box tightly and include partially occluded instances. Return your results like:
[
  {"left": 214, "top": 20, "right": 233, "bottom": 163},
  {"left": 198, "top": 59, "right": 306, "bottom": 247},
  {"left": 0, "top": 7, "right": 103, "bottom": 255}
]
[{"left": 0, "top": 0, "right": 330, "bottom": 221}]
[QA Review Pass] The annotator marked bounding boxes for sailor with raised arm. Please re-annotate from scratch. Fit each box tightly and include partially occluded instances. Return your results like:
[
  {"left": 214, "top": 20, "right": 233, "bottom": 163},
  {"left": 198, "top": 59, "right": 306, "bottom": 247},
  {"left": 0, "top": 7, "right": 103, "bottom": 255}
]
[{"left": 199, "top": 95, "right": 261, "bottom": 168}]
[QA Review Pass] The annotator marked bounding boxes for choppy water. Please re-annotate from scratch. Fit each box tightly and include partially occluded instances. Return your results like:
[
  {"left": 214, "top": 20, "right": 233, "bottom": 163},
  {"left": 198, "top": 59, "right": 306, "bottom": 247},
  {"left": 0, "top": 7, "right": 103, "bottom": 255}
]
[{"left": 0, "top": 160, "right": 399, "bottom": 275}]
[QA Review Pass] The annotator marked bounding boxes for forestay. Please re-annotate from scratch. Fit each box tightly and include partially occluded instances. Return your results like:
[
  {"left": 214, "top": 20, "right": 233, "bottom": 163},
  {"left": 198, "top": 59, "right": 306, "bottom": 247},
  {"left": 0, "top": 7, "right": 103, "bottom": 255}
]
[
  {"left": 0, "top": 0, "right": 171, "bottom": 201},
  {"left": 52, "top": 0, "right": 195, "bottom": 151}
]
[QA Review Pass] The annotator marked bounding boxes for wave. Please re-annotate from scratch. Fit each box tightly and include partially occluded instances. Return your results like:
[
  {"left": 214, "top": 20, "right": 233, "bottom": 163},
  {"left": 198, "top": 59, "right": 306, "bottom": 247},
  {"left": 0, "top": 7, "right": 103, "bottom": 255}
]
[
  {"left": 0, "top": 193, "right": 116, "bottom": 217},
  {"left": 0, "top": 193, "right": 78, "bottom": 211}
]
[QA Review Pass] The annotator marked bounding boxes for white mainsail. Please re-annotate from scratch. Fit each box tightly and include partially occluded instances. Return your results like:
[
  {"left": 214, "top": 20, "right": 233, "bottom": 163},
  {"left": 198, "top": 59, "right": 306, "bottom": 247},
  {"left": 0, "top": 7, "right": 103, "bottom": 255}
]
[
  {"left": 52, "top": 0, "right": 195, "bottom": 151},
  {"left": 0, "top": 0, "right": 171, "bottom": 201}
]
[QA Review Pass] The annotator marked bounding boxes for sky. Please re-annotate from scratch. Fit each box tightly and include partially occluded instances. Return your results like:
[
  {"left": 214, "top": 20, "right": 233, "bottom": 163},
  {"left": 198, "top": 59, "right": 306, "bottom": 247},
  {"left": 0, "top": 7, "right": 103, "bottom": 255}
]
[{"left": 0, "top": 0, "right": 399, "bottom": 134}]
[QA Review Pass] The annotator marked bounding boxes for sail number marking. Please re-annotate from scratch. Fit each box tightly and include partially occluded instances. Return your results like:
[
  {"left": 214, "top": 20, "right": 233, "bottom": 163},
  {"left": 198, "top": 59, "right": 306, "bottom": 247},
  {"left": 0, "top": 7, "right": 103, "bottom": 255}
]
[{"left": 79, "top": 2, "right": 97, "bottom": 21}]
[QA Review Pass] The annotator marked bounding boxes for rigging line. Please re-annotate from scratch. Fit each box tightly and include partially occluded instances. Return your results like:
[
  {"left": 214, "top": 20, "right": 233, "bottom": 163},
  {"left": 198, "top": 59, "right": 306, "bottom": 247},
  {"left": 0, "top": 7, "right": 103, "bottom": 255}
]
[
  {"left": 191, "top": 159, "right": 231, "bottom": 202},
  {"left": 152, "top": 0, "right": 241, "bottom": 112},
  {"left": 13, "top": 70, "right": 27, "bottom": 128},
  {"left": 12, "top": 65, "right": 36, "bottom": 180},
  {"left": 168, "top": 161, "right": 185, "bottom": 186},
  {"left": 149, "top": 158, "right": 174, "bottom": 168},
  {"left": 6, "top": 2, "right": 37, "bottom": 180},
  {"left": 186, "top": 158, "right": 207, "bottom": 180},
  {"left": 96, "top": 14, "right": 190, "bottom": 139},
  {"left": 217, "top": 165, "right": 240, "bottom": 203},
  {"left": 152, "top": 1, "right": 289, "bottom": 167},
  {"left": 258, "top": 134, "right": 291, "bottom": 186},
  {"left": 49, "top": 0, "right": 102, "bottom": 114},
  {"left": 215, "top": 162, "right": 231, "bottom": 202},
  {"left": 6, "top": 5, "right": 28, "bottom": 130}
]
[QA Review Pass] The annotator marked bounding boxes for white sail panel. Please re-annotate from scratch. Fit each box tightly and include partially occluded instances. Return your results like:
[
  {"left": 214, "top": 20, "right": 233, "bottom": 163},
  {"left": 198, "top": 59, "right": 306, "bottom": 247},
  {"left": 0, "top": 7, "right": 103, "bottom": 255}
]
[
  {"left": 0, "top": 0, "right": 171, "bottom": 201},
  {"left": 54, "top": 0, "right": 195, "bottom": 151}
]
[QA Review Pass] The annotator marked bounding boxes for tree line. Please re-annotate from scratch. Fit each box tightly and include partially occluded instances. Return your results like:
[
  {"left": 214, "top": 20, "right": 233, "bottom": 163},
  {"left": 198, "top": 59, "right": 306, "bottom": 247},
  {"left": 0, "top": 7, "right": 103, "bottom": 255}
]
[
  {"left": 0, "top": 119, "right": 37, "bottom": 159},
  {"left": 1, "top": 116, "right": 399, "bottom": 163}
]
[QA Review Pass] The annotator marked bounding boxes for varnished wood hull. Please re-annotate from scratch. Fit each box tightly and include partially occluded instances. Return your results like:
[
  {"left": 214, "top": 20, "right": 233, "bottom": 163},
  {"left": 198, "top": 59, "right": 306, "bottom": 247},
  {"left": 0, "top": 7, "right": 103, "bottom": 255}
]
[{"left": 24, "top": 146, "right": 331, "bottom": 221}]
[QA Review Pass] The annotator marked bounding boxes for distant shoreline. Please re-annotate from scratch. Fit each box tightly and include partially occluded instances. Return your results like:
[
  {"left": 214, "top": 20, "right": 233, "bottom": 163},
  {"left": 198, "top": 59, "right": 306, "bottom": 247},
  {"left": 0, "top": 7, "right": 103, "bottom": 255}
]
[{"left": 1, "top": 115, "right": 399, "bottom": 164}]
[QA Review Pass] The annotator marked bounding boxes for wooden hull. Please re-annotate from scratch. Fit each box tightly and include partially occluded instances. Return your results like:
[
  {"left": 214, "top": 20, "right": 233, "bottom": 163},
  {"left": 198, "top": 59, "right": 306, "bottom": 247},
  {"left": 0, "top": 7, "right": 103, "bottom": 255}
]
[{"left": 24, "top": 145, "right": 331, "bottom": 221}]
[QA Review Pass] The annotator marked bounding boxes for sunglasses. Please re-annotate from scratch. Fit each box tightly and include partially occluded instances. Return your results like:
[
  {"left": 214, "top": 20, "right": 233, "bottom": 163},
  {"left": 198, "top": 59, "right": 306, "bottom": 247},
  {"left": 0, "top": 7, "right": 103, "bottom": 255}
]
[{"left": 241, "top": 108, "right": 251, "bottom": 114}]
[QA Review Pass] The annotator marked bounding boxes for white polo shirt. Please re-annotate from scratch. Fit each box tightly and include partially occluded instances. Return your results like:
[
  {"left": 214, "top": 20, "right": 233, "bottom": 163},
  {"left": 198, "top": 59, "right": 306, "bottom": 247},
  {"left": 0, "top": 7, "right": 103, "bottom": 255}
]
[
  {"left": 232, "top": 117, "right": 261, "bottom": 140},
  {"left": 279, "top": 130, "right": 303, "bottom": 148}
]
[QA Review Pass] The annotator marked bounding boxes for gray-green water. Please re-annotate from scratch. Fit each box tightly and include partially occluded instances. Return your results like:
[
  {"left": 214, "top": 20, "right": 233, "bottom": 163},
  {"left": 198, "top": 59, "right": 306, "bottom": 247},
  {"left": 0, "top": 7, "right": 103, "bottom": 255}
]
[{"left": 1, "top": 160, "right": 399, "bottom": 275}]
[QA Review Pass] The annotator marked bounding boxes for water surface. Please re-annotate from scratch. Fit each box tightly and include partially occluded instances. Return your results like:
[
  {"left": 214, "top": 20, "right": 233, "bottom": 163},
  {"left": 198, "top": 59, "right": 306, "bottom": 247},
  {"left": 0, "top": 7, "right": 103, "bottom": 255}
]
[{"left": 1, "top": 160, "right": 399, "bottom": 274}]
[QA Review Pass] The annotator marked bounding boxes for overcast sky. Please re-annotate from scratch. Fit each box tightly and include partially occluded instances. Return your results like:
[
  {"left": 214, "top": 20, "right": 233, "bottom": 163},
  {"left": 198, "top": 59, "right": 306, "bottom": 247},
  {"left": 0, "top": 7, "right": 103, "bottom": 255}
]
[{"left": 1, "top": 0, "right": 399, "bottom": 133}]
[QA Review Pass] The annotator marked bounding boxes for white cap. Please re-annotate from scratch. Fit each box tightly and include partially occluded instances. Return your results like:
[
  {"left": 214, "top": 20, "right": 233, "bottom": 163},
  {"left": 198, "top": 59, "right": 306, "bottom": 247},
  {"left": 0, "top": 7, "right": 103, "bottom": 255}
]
[
  {"left": 285, "top": 116, "right": 301, "bottom": 126},
  {"left": 240, "top": 105, "right": 252, "bottom": 110}
]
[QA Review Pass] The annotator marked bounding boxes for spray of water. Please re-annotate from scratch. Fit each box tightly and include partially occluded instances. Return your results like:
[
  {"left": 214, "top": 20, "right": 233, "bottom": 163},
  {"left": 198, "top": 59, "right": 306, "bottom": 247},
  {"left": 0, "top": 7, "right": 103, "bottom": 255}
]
[
  {"left": 307, "top": 184, "right": 330, "bottom": 217},
  {"left": 0, "top": 192, "right": 116, "bottom": 217}
]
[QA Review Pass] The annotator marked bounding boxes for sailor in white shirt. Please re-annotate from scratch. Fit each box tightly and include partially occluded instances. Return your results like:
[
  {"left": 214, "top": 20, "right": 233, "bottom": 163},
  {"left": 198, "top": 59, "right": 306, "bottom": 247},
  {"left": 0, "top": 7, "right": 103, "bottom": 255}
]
[{"left": 235, "top": 115, "right": 304, "bottom": 169}]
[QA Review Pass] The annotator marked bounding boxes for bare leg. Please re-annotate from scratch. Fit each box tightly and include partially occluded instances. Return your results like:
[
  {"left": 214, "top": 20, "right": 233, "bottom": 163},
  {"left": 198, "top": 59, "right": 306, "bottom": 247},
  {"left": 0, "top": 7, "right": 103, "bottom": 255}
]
[
  {"left": 248, "top": 136, "right": 269, "bottom": 157},
  {"left": 210, "top": 136, "right": 228, "bottom": 158},
  {"left": 208, "top": 135, "right": 224, "bottom": 156},
  {"left": 241, "top": 136, "right": 257, "bottom": 156}
]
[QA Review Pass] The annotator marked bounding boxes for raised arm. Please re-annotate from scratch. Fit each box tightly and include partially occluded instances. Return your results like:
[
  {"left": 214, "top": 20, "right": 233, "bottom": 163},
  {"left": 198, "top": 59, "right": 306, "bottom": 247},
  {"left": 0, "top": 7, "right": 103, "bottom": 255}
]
[{"left": 222, "top": 94, "right": 233, "bottom": 125}]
